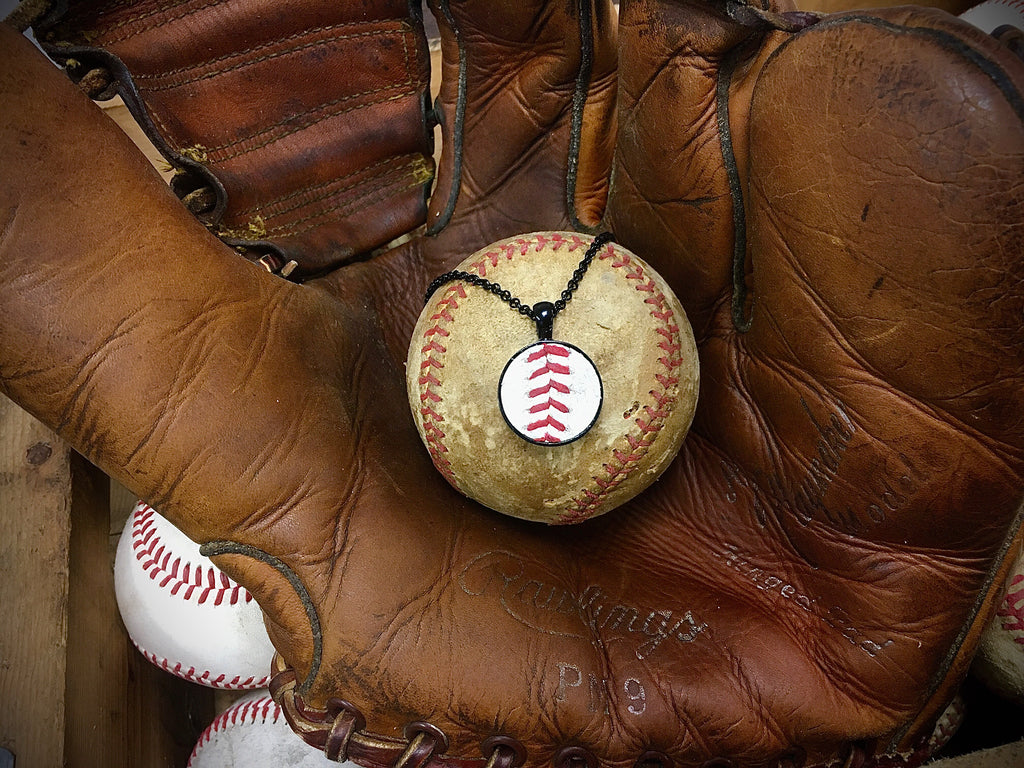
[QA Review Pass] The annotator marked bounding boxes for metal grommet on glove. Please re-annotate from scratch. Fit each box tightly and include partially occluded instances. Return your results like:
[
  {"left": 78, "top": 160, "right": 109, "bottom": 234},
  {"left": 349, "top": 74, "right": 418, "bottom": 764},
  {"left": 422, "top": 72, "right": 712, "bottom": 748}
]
[
  {"left": 553, "top": 746, "right": 598, "bottom": 768},
  {"left": 324, "top": 698, "right": 366, "bottom": 762},
  {"left": 396, "top": 721, "right": 450, "bottom": 768},
  {"left": 482, "top": 736, "right": 528, "bottom": 768}
]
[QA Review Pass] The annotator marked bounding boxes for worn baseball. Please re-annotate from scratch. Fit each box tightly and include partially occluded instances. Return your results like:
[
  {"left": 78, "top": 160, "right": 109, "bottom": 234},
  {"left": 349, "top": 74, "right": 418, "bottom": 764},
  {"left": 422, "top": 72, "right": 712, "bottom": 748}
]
[
  {"left": 114, "top": 501, "right": 276, "bottom": 688},
  {"left": 407, "top": 232, "right": 699, "bottom": 524},
  {"left": 188, "top": 689, "right": 350, "bottom": 767}
]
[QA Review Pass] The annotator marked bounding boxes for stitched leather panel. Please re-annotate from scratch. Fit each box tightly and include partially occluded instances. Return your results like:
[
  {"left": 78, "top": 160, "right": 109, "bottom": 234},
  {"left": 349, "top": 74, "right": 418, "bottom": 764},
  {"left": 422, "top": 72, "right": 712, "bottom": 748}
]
[{"left": 38, "top": 0, "right": 433, "bottom": 277}]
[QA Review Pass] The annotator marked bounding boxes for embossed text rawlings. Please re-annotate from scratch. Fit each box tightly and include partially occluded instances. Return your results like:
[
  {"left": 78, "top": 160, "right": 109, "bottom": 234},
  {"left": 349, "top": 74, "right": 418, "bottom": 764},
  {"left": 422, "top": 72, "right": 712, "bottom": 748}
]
[{"left": 1, "top": 0, "right": 1023, "bottom": 766}]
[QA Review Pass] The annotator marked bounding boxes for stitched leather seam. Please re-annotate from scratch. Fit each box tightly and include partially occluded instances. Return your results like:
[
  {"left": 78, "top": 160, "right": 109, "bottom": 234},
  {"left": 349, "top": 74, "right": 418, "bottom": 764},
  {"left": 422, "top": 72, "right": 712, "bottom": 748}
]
[
  {"left": 135, "top": 25, "right": 416, "bottom": 92},
  {"left": 133, "top": 20, "right": 412, "bottom": 84},
  {"left": 61, "top": 0, "right": 170, "bottom": 22},
  {"left": 60, "top": 0, "right": 191, "bottom": 30},
  {"left": 233, "top": 156, "right": 425, "bottom": 219},
  {"left": 234, "top": 166, "right": 428, "bottom": 241},
  {"left": 93, "top": 0, "right": 227, "bottom": 45},
  {"left": 188, "top": 85, "right": 420, "bottom": 162},
  {"left": 131, "top": 503, "right": 254, "bottom": 606}
]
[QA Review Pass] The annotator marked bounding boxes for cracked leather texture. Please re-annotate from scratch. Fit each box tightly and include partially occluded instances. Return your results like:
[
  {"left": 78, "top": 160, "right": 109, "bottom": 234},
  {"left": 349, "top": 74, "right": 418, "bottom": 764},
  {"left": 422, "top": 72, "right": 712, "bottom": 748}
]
[{"left": 1, "top": 0, "right": 1023, "bottom": 766}]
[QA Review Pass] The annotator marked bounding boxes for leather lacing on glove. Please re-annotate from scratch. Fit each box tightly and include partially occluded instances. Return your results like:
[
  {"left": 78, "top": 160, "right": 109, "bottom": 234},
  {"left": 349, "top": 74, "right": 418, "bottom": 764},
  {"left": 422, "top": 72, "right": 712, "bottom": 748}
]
[
  {"left": 266, "top": 653, "right": 968, "bottom": 768},
  {"left": 2, "top": 0, "right": 1023, "bottom": 767}
]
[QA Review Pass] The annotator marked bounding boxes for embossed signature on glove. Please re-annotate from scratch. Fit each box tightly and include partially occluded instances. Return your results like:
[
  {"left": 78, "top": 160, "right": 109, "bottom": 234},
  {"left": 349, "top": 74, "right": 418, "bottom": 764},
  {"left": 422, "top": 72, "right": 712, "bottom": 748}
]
[{"left": 459, "top": 550, "right": 708, "bottom": 660}]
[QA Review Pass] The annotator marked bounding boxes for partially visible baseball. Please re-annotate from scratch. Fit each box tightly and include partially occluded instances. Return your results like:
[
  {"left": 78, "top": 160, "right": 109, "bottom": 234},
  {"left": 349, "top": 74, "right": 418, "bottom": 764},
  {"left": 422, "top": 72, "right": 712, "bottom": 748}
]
[
  {"left": 959, "top": 0, "right": 1024, "bottom": 33},
  {"left": 972, "top": 549, "right": 1024, "bottom": 702},
  {"left": 114, "top": 501, "right": 276, "bottom": 689},
  {"left": 407, "top": 232, "right": 699, "bottom": 524},
  {"left": 188, "top": 689, "right": 350, "bottom": 767}
]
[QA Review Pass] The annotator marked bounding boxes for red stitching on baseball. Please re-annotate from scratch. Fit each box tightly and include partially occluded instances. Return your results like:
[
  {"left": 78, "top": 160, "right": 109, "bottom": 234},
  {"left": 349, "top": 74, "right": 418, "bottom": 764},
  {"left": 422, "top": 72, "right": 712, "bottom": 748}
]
[
  {"left": 418, "top": 285, "right": 463, "bottom": 488},
  {"left": 132, "top": 636, "right": 271, "bottom": 692},
  {"left": 131, "top": 504, "right": 253, "bottom": 606},
  {"left": 557, "top": 243, "right": 684, "bottom": 524},
  {"left": 187, "top": 694, "right": 280, "bottom": 766},
  {"left": 996, "top": 573, "right": 1024, "bottom": 642}
]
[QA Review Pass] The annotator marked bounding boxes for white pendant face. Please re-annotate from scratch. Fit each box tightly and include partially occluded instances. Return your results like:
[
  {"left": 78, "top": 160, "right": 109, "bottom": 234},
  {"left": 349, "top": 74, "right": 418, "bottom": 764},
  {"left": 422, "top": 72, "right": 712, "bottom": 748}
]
[{"left": 498, "top": 341, "right": 603, "bottom": 445}]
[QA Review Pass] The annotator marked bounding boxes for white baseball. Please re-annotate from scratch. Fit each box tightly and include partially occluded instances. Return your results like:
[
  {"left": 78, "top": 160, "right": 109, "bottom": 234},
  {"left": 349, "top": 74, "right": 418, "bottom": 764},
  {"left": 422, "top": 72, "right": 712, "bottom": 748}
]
[
  {"left": 960, "top": 0, "right": 1024, "bottom": 33},
  {"left": 114, "top": 501, "right": 276, "bottom": 689},
  {"left": 188, "top": 690, "right": 351, "bottom": 767},
  {"left": 972, "top": 549, "right": 1024, "bottom": 702}
]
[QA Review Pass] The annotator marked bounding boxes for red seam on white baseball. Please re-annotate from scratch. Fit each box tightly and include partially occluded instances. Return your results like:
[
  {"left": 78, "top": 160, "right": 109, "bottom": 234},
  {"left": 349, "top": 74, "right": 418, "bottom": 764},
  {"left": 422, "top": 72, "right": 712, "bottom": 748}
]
[
  {"left": 996, "top": 573, "right": 1024, "bottom": 641},
  {"left": 132, "top": 503, "right": 252, "bottom": 606},
  {"left": 557, "top": 244, "right": 686, "bottom": 524},
  {"left": 133, "top": 641, "right": 268, "bottom": 689},
  {"left": 115, "top": 501, "right": 276, "bottom": 689},
  {"left": 417, "top": 283, "right": 466, "bottom": 490},
  {"left": 973, "top": 552, "right": 1024, "bottom": 702},
  {"left": 188, "top": 690, "right": 346, "bottom": 767}
]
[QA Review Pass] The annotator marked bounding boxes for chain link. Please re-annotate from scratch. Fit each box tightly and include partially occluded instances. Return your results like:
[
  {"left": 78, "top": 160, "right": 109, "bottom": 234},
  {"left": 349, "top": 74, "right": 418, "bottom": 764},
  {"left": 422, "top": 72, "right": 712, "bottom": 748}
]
[{"left": 424, "top": 232, "right": 614, "bottom": 325}]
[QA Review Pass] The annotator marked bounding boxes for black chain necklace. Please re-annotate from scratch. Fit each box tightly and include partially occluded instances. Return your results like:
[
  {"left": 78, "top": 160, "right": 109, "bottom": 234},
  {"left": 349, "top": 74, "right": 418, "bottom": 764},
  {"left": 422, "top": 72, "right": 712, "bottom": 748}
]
[
  {"left": 425, "top": 231, "right": 614, "bottom": 341},
  {"left": 424, "top": 232, "right": 614, "bottom": 446}
]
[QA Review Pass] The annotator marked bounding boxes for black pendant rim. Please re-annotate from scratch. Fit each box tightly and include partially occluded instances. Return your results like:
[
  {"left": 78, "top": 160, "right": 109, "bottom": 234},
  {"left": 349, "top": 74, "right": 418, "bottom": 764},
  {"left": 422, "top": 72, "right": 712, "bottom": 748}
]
[{"left": 497, "top": 339, "right": 604, "bottom": 447}]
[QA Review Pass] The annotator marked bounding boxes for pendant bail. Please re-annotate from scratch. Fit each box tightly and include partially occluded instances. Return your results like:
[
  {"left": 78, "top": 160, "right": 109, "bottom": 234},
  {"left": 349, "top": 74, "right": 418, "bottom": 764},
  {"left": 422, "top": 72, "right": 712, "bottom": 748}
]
[{"left": 533, "top": 301, "right": 556, "bottom": 340}]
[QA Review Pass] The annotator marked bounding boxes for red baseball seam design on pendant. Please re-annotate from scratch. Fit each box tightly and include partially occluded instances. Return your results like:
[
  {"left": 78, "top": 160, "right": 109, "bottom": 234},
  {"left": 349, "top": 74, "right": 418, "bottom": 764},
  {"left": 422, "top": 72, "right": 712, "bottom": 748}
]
[
  {"left": 499, "top": 341, "right": 602, "bottom": 446},
  {"left": 526, "top": 344, "right": 571, "bottom": 443}
]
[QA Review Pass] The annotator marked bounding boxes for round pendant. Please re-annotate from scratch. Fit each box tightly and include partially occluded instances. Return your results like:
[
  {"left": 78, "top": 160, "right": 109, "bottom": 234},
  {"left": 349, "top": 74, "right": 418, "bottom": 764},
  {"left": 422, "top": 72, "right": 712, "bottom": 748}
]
[{"left": 498, "top": 340, "right": 603, "bottom": 446}]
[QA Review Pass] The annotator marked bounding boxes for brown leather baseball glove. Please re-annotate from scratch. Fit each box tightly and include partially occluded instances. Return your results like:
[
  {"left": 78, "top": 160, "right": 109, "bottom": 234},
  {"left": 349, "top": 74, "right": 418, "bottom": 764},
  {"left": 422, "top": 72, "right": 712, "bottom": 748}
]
[{"left": 2, "top": 1, "right": 1023, "bottom": 766}]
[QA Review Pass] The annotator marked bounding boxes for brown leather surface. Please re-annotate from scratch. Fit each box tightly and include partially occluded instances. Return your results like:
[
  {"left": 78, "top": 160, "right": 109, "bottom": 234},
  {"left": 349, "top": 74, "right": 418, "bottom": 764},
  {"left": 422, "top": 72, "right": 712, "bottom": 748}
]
[
  {"left": 35, "top": 0, "right": 435, "bottom": 277},
  {"left": 2, "top": 1, "right": 1024, "bottom": 767}
]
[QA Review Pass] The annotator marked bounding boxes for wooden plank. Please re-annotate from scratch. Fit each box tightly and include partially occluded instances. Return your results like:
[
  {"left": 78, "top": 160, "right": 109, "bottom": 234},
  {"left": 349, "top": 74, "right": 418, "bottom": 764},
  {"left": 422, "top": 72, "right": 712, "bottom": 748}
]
[
  {"left": 0, "top": 394, "right": 72, "bottom": 767},
  {"left": 125, "top": 649, "right": 213, "bottom": 768},
  {"left": 64, "top": 453, "right": 126, "bottom": 766}
]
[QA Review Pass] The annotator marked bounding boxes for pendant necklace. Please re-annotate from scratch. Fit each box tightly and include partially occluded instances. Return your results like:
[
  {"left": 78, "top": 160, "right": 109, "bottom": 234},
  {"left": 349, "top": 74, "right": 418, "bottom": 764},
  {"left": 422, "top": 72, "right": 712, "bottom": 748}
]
[{"left": 423, "top": 232, "right": 613, "bottom": 446}]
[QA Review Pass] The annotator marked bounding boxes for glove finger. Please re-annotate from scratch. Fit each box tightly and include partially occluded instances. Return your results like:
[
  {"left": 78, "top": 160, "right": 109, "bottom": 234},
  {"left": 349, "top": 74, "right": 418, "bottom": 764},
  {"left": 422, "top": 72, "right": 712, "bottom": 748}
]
[
  {"left": 319, "top": 0, "right": 620, "bottom": 365},
  {"left": 34, "top": 0, "right": 435, "bottom": 278},
  {"left": 0, "top": 25, "right": 438, "bottom": 699},
  {"left": 608, "top": 0, "right": 779, "bottom": 340},
  {"left": 702, "top": 1, "right": 1024, "bottom": 746},
  {"left": 420, "top": 0, "right": 617, "bottom": 276}
]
